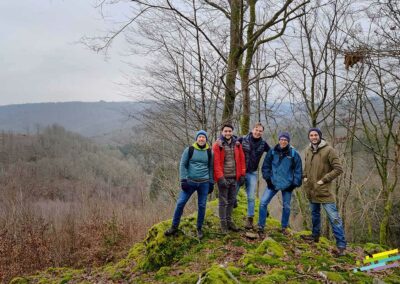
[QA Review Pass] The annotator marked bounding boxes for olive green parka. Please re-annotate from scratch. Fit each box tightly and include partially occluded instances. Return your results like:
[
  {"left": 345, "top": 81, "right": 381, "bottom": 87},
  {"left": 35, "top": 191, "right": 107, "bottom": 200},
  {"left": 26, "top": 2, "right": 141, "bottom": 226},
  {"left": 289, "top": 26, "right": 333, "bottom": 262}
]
[{"left": 303, "top": 140, "right": 343, "bottom": 203}]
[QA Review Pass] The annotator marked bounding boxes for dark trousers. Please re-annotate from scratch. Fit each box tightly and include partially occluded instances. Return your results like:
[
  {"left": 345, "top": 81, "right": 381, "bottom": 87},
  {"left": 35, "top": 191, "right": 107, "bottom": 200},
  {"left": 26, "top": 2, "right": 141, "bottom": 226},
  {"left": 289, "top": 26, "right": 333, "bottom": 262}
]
[{"left": 218, "top": 178, "right": 236, "bottom": 222}]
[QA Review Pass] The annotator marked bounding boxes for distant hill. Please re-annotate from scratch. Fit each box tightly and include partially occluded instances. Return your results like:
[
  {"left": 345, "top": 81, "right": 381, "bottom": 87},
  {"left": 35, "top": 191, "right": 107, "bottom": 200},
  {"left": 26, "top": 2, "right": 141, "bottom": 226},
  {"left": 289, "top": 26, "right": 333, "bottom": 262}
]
[{"left": 0, "top": 101, "right": 148, "bottom": 142}]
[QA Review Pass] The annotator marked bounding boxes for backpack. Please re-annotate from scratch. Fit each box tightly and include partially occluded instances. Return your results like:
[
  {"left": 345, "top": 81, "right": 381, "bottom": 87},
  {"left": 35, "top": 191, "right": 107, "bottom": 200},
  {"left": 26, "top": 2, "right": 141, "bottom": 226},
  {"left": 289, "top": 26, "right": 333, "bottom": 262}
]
[{"left": 187, "top": 146, "right": 212, "bottom": 169}]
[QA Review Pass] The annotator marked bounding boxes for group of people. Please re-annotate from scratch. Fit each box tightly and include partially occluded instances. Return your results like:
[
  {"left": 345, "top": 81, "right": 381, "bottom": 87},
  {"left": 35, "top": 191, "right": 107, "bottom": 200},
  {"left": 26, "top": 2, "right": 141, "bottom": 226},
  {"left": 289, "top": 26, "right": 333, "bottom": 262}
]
[{"left": 164, "top": 123, "right": 347, "bottom": 256}]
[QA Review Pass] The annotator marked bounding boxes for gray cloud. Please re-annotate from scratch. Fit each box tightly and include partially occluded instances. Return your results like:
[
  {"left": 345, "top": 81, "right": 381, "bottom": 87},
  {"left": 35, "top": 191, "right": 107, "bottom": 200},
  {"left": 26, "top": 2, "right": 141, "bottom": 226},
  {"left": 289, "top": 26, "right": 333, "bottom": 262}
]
[{"left": 0, "top": 0, "right": 137, "bottom": 105}]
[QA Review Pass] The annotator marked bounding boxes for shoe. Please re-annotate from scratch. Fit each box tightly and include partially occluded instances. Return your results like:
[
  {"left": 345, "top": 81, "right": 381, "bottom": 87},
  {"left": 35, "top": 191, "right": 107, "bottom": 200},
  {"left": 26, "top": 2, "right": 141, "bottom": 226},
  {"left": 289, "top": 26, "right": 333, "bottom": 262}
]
[
  {"left": 281, "top": 228, "right": 290, "bottom": 236},
  {"left": 227, "top": 221, "right": 240, "bottom": 232},
  {"left": 197, "top": 229, "right": 204, "bottom": 239},
  {"left": 300, "top": 234, "right": 319, "bottom": 243},
  {"left": 257, "top": 226, "right": 265, "bottom": 239},
  {"left": 164, "top": 226, "right": 178, "bottom": 236},
  {"left": 220, "top": 221, "right": 228, "bottom": 234},
  {"left": 244, "top": 217, "right": 254, "bottom": 230},
  {"left": 336, "top": 247, "right": 346, "bottom": 257}
]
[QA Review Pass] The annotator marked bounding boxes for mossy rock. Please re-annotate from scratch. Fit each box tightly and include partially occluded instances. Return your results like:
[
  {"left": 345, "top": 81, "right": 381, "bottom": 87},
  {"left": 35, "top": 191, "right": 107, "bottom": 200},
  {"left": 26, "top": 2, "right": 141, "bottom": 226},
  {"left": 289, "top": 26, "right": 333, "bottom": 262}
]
[
  {"left": 363, "top": 243, "right": 387, "bottom": 255},
  {"left": 242, "top": 253, "right": 284, "bottom": 266},
  {"left": 135, "top": 221, "right": 198, "bottom": 271},
  {"left": 201, "top": 264, "right": 235, "bottom": 283},
  {"left": 256, "top": 237, "right": 285, "bottom": 257}
]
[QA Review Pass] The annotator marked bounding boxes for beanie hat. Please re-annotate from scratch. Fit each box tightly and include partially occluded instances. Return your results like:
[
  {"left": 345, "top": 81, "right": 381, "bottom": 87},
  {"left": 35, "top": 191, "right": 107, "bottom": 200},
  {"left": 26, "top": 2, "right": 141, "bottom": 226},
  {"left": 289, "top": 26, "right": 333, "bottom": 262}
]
[
  {"left": 278, "top": 131, "right": 291, "bottom": 142},
  {"left": 308, "top": 128, "right": 322, "bottom": 139},
  {"left": 195, "top": 130, "right": 208, "bottom": 141}
]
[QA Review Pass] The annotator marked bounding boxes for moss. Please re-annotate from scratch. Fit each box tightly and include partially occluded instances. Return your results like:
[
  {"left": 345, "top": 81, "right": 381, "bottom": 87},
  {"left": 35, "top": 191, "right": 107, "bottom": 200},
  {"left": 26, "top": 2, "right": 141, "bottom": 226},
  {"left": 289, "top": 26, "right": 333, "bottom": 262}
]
[
  {"left": 338, "top": 271, "right": 373, "bottom": 283},
  {"left": 244, "top": 263, "right": 263, "bottom": 275},
  {"left": 227, "top": 265, "right": 241, "bottom": 277},
  {"left": 243, "top": 253, "right": 283, "bottom": 266},
  {"left": 155, "top": 266, "right": 171, "bottom": 280},
  {"left": 136, "top": 221, "right": 198, "bottom": 271},
  {"left": 9, "top": 277, "right": 29, "bottom": 284},
  {"left": 363, "top": 243, "right": 387, "bottom": 255},
  {"left": 202, "top": 264, "right": 233, "bottom": 283},
  {"left": 174, "top": 272, "right": 198, "bottom": 283},
  {"left": 256, "top": 237, "right": 285, "bottom": 257},
  {"left": 326, "top": 271, "right": 345, "bottom": 282}
]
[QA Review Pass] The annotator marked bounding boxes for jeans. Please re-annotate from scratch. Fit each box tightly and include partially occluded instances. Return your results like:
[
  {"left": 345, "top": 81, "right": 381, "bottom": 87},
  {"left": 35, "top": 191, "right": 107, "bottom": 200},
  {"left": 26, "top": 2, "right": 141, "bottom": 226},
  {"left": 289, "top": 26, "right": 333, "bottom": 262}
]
[
  {"left": 171, "top": 180, "right": 209, "bottom": 230},
  {"left": 236, "top": 171, "right": 257, "bottom": 217},
  {"left": 258, "top": 187, "right": 292, "bottom": 229},
  {"left": 310, "top": 202, "right": 347, "bottom": 249},
  {"left": 219, "top": 178, "right": 236, "bottom": 222}
]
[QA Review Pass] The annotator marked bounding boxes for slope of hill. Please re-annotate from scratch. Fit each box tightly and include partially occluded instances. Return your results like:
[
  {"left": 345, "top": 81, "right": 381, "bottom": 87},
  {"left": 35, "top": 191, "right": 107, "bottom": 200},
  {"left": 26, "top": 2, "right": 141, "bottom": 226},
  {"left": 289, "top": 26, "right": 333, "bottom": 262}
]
[
  {"left": 0, "top": 101, "right": 147, "bottom": 141},
  {"left": 10, "top": 194, "right": 400, "bottom": 283}
]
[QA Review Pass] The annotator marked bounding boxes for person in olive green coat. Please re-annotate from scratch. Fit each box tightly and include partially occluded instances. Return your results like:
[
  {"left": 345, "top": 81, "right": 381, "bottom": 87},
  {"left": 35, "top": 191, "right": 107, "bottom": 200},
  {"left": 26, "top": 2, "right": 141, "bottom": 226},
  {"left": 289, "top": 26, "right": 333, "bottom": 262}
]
[{"left": 301, "top": 128, "right": 347, "bottom": 256}]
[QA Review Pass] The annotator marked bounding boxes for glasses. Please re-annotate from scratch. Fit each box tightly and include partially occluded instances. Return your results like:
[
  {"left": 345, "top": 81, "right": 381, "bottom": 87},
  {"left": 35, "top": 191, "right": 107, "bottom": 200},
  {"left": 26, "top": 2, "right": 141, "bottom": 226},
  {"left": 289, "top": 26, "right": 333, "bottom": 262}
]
[{"left": 279, "top": 138, "right": 289, "bottom": 142}]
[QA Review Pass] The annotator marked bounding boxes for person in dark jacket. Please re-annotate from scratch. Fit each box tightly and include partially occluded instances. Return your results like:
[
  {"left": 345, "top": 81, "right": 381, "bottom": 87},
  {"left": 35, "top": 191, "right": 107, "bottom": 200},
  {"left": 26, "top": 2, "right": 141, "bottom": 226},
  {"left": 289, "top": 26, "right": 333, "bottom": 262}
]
[
  {"left": 236, "top": 122, "right": 270, "bottom": 229},
  {"left": 301, "top": 128, "right": 346, "bottom": 256},
  {"left": 164, "top": 130, "right": 214, "bottom": 239},
  {"left": 213, "top": 124, "right": 246, "bottom": 233},
  {"left": 258, "top": 131, "right": 302, "bottom": 236}
]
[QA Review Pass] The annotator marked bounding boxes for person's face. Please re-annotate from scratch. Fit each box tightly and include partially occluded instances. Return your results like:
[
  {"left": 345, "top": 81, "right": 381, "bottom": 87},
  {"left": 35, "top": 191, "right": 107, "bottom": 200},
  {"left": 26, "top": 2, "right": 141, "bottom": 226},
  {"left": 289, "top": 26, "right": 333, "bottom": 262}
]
[
  {"left": 222, "top": 127, "right": 233, "bottom": 140},
  {"left": 252, "top": 126, "right": 264, "bottom": 139},
  {"left": 279, "top": 137, "right": 289, "bottom": 148},
  {"left": 196, "top": 135, "right": 207, "bottom": 146},
  {"left": 309, "top": 131, "right": 321, "bottom": 144}
]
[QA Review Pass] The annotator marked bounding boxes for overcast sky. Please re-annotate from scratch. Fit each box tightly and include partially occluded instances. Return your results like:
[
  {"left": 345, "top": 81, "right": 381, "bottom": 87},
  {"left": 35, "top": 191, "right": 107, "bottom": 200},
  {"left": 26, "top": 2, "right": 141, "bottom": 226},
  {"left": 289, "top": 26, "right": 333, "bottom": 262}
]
[{"left": 0, "top": 0, "right": 139, "bottom": 106}]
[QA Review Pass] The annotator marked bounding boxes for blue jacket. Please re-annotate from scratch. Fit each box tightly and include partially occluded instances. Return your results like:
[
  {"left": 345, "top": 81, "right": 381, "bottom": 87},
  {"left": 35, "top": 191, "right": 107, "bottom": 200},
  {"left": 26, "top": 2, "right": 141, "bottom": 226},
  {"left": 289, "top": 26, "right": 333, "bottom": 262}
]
[
  {"left": 262, "top": 144, "right": 302, "bottom": 190},
  {"left": 180, "top": 143, "right": 213, "bottom": 182}
]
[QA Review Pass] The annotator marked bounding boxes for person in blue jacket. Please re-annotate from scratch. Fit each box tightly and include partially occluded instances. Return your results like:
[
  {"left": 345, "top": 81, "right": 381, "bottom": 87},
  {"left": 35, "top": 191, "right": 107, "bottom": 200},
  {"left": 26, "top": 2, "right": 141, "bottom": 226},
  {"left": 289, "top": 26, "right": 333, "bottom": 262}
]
[
  {"left": 257, "top": 131, "right": 302, "bottom": 236},
  {"left": 164, "top": 130, "right": 214, "bottom": 239}
]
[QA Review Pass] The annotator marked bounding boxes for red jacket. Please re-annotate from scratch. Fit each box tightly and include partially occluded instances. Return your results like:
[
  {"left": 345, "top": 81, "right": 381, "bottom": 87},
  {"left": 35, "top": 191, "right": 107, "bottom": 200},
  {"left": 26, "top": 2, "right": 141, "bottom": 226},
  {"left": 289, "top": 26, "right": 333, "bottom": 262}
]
[{"left": 213, "top": 140, "right": 246, "bottom": 182}]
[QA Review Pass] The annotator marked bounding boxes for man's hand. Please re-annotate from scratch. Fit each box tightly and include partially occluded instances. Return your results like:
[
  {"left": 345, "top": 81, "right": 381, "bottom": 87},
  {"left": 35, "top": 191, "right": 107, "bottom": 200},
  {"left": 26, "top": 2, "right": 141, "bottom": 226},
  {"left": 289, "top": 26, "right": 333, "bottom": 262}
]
[
  {"left": 317, "top": 180, "right": 324, "bottom": 185},
  {"left": 285, "top": 184, "right": 296, "bottom": 192},
  {"left": 217, "top": 177, "right": 227, "bottom": 189},
  {"left": 181, "top": 179, "right": 190, "bottom": 192},
  {"left": 238, "top": 176, "right": 245, "bottom": 186},
  {"left": 208, "top": 182, "right": 214, "bottom": 194},
  {"left": 266, "top": 178, "right": 276, "bottom": 190},
  {"left": 303, "top": 177, "right": 308, "bottom": 182}
]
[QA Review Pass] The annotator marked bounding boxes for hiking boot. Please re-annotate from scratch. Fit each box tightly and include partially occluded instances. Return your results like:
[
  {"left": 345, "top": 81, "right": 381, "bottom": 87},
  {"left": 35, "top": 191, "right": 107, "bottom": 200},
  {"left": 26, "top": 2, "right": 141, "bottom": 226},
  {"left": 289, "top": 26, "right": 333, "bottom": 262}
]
[
  {"left": 300, "top": 234, "right": 319, "bottom": 243},
  {"left": 281, "top": 228, "right": 290, "bottom": 236},
  {"left": 164, "top": 226, "right": 178, "bottom": 236},
  {"left": 220, "top": 221, "right": 228, "bottom": 234},
  {"left": 336, "top": 247, "right": 346, "bottom": 257},
  {"left": 197, "top": 229, "right": 204, "bottom": 239},
  {"left": 257, "top": 226, "right": 265, "bottom": 239},
  {"left": 244, "top": 217, "right": 254, "bottom": 230},
  {"left": 227, "top": 221, "right": 240, "bottom": 232}
]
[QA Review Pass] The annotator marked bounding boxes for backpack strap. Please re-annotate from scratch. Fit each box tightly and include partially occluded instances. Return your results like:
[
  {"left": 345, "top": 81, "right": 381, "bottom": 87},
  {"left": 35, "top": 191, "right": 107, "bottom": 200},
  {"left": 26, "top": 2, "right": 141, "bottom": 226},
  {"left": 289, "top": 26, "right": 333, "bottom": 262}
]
[{"left": 207, "top": 148, "right": 211, "bottom": 169}]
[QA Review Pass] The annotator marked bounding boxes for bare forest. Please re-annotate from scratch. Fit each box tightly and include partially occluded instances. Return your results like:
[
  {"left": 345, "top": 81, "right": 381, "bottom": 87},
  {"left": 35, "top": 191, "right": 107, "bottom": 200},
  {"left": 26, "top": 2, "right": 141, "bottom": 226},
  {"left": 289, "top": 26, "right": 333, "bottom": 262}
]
[
  {"left": 1, "top": 0, "right": 399, "bottom": 282},
  {"left": 86, "top": 0, "right": 399, "bottom": 246}
]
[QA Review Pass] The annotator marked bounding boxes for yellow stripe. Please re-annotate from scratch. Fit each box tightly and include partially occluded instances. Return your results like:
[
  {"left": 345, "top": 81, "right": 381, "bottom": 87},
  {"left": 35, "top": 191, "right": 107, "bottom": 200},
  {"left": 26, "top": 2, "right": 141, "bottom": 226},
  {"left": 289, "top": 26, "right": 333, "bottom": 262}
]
[{"left": 365, "top": 249, "right": 398, "bottom": 260}]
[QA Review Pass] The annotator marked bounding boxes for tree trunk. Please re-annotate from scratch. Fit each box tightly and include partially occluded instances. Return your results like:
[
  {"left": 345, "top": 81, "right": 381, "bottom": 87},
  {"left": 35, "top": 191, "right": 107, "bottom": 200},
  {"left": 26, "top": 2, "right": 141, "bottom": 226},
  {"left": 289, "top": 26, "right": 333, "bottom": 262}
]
[{"left": 222, "top": 0, "right": 242, "bottom": 123}]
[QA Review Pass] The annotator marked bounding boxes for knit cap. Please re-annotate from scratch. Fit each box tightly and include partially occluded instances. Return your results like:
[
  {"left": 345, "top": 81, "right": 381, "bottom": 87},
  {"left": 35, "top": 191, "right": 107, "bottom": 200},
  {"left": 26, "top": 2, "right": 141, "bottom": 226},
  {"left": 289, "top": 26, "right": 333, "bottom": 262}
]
[
  {"left": 308, "top": 128, "right": 322, "bottom": 139},
  {"left": 278, "top": 131, "right": 291, "bottom": 142},
  {"left": 195, "top": 130, "right": 208, "bottom": 141}
]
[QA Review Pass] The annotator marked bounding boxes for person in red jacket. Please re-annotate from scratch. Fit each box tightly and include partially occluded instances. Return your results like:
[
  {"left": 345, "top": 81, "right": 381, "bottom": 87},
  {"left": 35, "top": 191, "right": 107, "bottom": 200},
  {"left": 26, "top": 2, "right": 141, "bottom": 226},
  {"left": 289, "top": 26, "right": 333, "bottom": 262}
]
[{"left": 213, "top": 123, "right": 246, "bottom": 233}]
